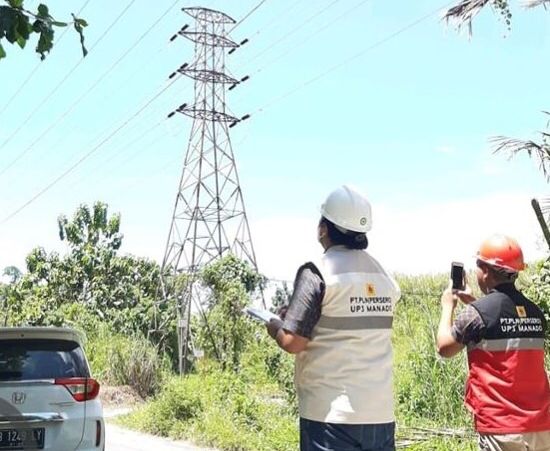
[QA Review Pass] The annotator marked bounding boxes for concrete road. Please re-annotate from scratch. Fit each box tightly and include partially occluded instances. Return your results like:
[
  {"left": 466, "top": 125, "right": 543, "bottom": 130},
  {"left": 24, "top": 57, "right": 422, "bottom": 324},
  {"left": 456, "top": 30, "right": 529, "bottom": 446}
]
[
  {"left": 105, "top": 422, "right": 215, "bottom": 451},
  {"left": 103, "top": 408, "right": 215, "bottom": 451}
]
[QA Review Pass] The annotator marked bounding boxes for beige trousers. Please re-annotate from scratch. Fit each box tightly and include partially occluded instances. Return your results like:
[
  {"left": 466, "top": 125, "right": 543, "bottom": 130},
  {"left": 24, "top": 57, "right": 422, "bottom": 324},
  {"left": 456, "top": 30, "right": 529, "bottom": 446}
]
[{"left": 478, "top": 432, "right": 550, "bottom": 451}]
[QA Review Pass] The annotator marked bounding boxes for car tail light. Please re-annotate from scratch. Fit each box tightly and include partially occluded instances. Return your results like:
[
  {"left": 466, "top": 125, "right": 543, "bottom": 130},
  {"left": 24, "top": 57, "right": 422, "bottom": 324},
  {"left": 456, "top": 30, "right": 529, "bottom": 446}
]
[
  {"left": 55, "top": 377, "right": 100, "bottom": 402},
  {"left": 95, "top": 420, "right": 102, "bottom": 447}
]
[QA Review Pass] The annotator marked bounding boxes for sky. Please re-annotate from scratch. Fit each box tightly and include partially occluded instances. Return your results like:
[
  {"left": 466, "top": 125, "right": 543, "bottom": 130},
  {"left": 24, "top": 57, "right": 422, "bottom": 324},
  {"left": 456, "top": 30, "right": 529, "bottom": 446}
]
[{"left": 0, "top": 0, "right": 549, "bottom": 284}]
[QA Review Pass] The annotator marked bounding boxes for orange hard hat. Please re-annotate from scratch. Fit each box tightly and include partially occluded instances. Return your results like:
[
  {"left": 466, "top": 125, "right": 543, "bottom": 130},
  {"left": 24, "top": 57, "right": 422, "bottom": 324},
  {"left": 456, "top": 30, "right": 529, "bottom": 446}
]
[{"left": 477, "top": 234, "right": 525, "bottom": 273}]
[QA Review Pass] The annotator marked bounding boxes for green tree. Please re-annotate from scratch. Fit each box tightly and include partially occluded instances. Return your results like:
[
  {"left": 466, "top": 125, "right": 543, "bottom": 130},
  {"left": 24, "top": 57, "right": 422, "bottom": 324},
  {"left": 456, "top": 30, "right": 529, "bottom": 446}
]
[
  {"left": 2, "top": 265, "right": 21, "bottom": 284},
  {"left": 195, "top": 254, "right": 263, "bottom": 371},
  {"left": 3, "top": 202, "right": 174, "bottom": 344},
  {"left": 0, "top": 0, "right": 87, "bottom": 60},
  {"left": 271, "top": 281, "right": 290, "bottom": 310}
]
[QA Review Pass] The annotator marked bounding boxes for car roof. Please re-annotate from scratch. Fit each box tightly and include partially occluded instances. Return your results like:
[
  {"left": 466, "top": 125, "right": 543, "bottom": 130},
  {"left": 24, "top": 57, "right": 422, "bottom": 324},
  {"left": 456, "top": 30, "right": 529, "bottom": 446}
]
[{"left": 0, "top": 327, "right": 83, "bottom": 344}]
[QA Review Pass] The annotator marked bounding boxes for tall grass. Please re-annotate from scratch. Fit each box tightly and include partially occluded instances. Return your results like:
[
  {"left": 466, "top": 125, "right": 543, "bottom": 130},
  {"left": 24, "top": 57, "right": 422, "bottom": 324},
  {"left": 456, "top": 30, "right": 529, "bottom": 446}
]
[
  {"left": 85, "top": 325, "right": 169, "bottom": 398},
  {"left": 121, "top": 272, "right": 490, "bottom": 449},
  {"left": 394, "top": 274, "right": 471, "bottom": 428},
  {"left": 120, "top": 362, "right": 299, "bottom": 451}
]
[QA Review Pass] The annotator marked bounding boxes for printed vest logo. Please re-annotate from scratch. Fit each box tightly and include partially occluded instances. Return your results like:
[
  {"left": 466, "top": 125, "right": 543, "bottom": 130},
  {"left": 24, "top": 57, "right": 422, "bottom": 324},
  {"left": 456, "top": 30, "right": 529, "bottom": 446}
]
[
  {"left": 516, "top": 306, "right": 527, "bottom": 318},
  {"left": 366, "top": 283, "right": 376, "bottom": 297}
]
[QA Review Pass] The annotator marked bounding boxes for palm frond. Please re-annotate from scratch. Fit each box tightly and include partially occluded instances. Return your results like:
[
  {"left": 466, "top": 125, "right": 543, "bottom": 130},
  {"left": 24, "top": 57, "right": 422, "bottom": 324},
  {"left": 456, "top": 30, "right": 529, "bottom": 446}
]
[
  {"left": 522, "top": 0, "right": 550, "bottom": 8},
  {"left": 443, "top": 0, "right": 491, "bottom": 35},
  {"left": 491, "top": 134, "right": 550, "bottom": 181}
]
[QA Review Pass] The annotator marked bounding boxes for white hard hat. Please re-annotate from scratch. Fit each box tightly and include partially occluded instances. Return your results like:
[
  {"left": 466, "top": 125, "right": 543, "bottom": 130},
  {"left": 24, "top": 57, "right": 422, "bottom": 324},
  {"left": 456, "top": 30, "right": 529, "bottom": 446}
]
[{"left": 320, "top": 185, "right": 372, "bottom": 233}]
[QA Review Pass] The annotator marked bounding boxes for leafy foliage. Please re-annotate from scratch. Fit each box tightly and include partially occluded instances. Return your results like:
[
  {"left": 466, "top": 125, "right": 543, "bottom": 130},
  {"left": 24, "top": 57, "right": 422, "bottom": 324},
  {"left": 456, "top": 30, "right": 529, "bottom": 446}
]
[
  {"left": 522, "top": 259, "right": 550, "bottom": 331},
  {"left": 444, "top": 0, "right": 511, "bottom": 35},
  {"left": 0, "top": 1, "right": 87, "bottom": 60},
  {"left": 2, "top": 265, "right": 21, "bottom": 284},
  {"left": 201, "top": 254, "right": 263, "bottom": 296},
  {"left": 271, "top": 281, "right": 291, "bottom": 312},
  {"left": 2, "top": 202, "right": 175, "bottom": 345},
  {"left": 1, "top": 201, "right": 177, "bottom": 394},
  {"left": 194, "top": 254, "right": 264, "bottom": 370}
]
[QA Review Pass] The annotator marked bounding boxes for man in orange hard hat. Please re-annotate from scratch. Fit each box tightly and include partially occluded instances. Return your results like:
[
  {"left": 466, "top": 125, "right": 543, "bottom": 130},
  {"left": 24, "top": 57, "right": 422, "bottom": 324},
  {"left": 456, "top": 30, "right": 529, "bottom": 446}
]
[{"left": 436, "top": 234, "right": 550, "bottom": 451}]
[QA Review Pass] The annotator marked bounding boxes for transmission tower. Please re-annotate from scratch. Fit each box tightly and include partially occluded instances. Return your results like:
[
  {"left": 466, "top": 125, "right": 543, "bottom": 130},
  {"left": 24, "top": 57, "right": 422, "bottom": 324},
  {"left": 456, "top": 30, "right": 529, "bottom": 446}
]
[{"left": 161, "top": 7, "right": 260, "bottom": 374}]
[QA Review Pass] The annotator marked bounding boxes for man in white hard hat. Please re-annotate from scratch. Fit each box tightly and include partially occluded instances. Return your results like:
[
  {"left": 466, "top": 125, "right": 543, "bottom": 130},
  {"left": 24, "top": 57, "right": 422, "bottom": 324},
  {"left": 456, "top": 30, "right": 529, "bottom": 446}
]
[{"left": 266, "top": 185, "right": 401, "bottom": 451}]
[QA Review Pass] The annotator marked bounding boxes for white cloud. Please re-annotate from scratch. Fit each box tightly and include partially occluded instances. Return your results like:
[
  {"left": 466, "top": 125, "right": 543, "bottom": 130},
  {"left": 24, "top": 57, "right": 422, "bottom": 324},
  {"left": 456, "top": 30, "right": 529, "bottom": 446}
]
[
  {"left": 0, "top": 219, "right": 65, "bottom": 274},
  {"left": 252, "top": 216, "right": 319, "bottom": 282},
  {"left": 253, "top": 192, "right": 548, "bottom": 281},
  {"left": 435, "top": 146, "right": 455, "bottom": 155},
  {"left": 2, "top": 193, "right": 546, "bottom": 288}
]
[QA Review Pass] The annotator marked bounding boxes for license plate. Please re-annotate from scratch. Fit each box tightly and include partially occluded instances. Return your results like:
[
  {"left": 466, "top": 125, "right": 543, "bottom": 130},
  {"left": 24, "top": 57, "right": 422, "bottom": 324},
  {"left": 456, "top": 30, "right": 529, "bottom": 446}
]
[{"left": 0, "top": 428, "right": 45, "bottom": 449}]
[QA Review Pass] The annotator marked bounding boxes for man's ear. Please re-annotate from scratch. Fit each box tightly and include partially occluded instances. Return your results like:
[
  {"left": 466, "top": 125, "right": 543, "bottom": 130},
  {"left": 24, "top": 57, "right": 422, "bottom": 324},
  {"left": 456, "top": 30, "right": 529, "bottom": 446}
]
[
  {"left": 318, "top": 222, "right": 328, "bottom": 239},
  {"left": 479, "top": 263, "right": 491, "bottom": 283}
]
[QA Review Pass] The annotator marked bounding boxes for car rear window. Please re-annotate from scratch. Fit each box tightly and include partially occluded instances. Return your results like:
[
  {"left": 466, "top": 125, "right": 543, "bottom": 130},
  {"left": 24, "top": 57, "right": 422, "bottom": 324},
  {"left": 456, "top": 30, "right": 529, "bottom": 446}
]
[{"left": 0, "top": 339, "right": 90, "bottom": 381}]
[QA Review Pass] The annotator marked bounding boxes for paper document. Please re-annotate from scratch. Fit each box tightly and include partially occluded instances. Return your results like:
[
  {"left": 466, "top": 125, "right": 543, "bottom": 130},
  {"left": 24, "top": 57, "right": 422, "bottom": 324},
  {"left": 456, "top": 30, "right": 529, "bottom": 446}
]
[{"left": 242, "top": 307, "right": 280, "bottom": 324}]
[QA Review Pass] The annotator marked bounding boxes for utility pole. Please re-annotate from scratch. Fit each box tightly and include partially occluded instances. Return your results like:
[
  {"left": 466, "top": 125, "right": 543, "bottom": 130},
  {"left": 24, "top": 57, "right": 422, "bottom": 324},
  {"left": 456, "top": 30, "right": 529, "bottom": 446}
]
[{"left": 161, "top": 7, "right": 260, "bottom": 374}]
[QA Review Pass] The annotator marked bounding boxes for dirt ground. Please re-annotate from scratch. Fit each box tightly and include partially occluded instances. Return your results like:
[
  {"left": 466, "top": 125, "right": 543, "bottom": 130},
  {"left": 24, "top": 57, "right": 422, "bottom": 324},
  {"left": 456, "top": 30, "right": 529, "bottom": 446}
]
[{"left": 99, "top": 385, "right": 144, "bottom": 408}]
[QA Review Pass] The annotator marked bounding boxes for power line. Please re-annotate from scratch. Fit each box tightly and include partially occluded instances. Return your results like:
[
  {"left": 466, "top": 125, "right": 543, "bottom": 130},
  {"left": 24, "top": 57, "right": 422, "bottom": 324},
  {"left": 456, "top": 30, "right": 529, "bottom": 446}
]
[
  {"left": 67, "top": 118, "right": 172, "bottom": 192},
  {"left": 231, "top": 0, "right": 308, "bottom": 50},
  {"left": 60, "top": 70, "right": 186, "bottom": 191},
  {"left": 0, "top": 0, "right": 92, "bottom": 119},
  {"left": 231, "top": 0, "right": 372, "bottom": 107},
  {"left": 255, "top": 0, "right": 372, "bottom": 76},
  {"left": 97, "top": 125, "right": 187, "bottom": 193},
  {"left": 0, "top": 0, "right": 137, "bottom": 157},
  {"left": 251, "top": 1, "right": 454, "bottom": 117},
  {"left": 1, "top": 78, "right": 178, "bottom": 225},
  {"left": 17, "top": 64, "right": 184, "bottom": 197},
  {"left": 84, "top": 0, "right": 267, "bottom": 191},
  {"left": 116, "top": 118, "right": 253, "bottom": 196},
  {"left": 242, "top": 0, "right": 344, "bottom": 69},
  {"left": 0, "top": 0, "right": 178, "bottom": 179},
  {"left": 101, "top": 36, "right": 174, "bottom": 104},
  {"left": 229, "top": 0, "right": 270, "bottom": 32},
  {"left": 83, "top": 89, "right": 252, "bottom": 198}
]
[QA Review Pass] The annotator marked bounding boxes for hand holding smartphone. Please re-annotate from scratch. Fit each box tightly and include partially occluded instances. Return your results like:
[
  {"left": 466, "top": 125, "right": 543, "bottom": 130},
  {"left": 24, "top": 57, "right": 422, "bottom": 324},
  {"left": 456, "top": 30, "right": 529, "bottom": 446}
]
[{"left": 451, "top": 262, "right": 465, "bottom": 291}]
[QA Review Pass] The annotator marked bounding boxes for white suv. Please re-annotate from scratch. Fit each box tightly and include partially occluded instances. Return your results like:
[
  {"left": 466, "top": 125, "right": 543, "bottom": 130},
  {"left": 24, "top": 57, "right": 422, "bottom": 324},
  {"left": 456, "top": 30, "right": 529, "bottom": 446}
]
[{"left": 0, "top": 327, "right": 105, "bottom": 450}]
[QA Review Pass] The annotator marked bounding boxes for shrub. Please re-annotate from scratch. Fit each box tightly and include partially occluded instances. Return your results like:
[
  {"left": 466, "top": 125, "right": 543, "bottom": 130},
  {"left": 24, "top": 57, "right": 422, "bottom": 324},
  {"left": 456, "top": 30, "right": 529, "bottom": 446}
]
[
  {"left": 121, "top": 364, "right": 299, "bottom": 451},
  {"left": 85, "top": 328, "right": 167, "bottom": 398}
]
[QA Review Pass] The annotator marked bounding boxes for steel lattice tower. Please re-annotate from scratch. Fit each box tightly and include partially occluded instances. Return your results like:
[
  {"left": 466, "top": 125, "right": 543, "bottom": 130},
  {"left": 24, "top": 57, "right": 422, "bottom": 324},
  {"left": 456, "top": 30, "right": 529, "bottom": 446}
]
[{"left": 161, "top": 7, "right": 259, "bottom": 374}]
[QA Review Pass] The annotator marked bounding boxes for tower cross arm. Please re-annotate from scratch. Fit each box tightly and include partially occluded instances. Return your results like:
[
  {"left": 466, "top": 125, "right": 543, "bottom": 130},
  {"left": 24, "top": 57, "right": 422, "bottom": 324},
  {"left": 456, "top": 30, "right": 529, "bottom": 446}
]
[
  {"left": 183, "top": 7, "right": 236, "bottom": 24},
  {"left": 175, "top": 106, "right": 239, "bottom": 123},
  {"left": 177, "top": 68, "right": 238, "bottom": 85},
  {"left": 181, "top": 31, "right": 238, "bottom": 48}
]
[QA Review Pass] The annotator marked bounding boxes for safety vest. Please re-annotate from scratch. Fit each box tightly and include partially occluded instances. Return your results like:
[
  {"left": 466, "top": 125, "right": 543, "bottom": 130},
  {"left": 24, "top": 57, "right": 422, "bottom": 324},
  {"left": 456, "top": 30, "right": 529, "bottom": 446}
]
[
  {"left": 466, "top": 284, "right": 550, "bottom": 433},
  {"left": 295, "top": 245, "right": 400, "bottom": 424}
]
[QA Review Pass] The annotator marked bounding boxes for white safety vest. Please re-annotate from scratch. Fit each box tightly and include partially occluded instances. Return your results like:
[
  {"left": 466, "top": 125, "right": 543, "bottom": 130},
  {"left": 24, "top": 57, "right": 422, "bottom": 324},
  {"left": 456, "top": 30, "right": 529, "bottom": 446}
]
[{"left": 295, "top": 245, "right": 400, "bottom": 424}]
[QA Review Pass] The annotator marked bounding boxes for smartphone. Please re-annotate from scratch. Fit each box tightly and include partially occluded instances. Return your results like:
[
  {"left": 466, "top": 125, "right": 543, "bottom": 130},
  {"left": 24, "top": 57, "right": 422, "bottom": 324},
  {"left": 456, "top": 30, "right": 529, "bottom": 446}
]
[{"left": 451, "top": 262, "right": 465, "bottom": 290}]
